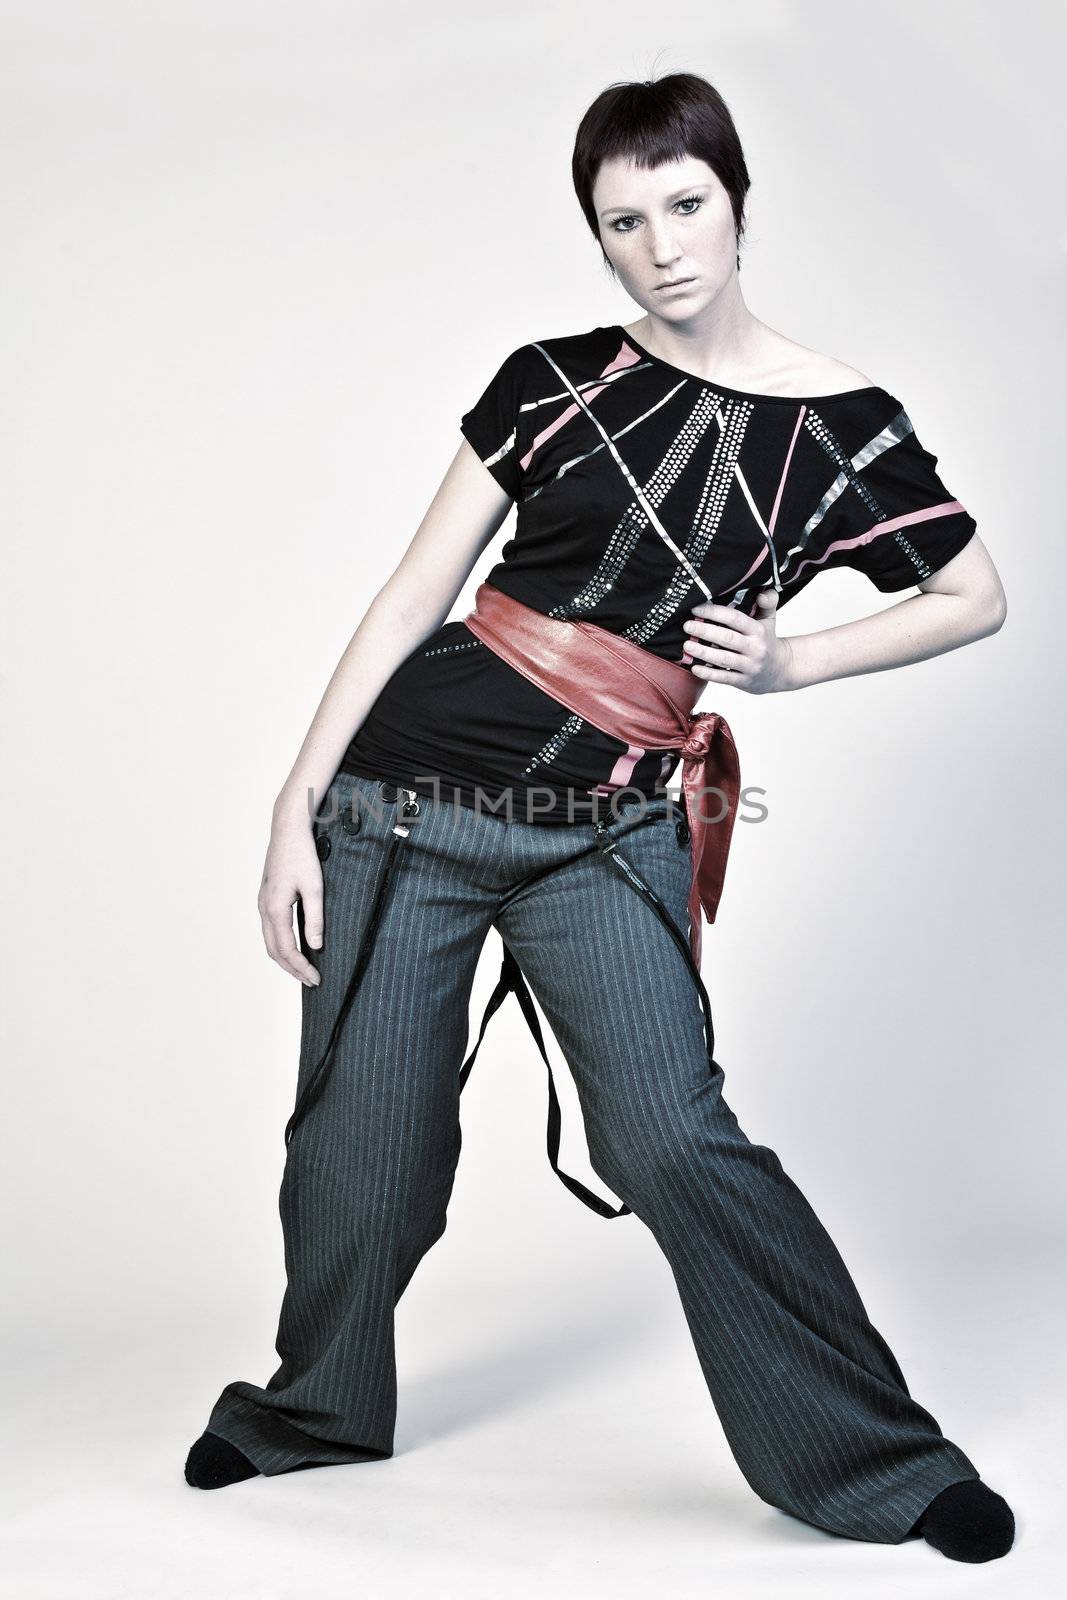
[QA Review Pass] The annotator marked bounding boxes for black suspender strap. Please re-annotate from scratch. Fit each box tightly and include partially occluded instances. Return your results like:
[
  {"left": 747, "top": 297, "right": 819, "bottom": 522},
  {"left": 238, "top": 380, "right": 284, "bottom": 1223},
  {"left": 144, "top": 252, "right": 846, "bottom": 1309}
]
[
  {"left": 284, "top": 793, "right": 421, "bottom": 1148},
  {"left": 456, "top": 812, "right": 720, "bottom": 1220},
  {"left": 458, "top": 939, "right": 631, "bottom": 1219},
  {"left": 284, "top": 804, "right": 720, "bottom": 1225}
]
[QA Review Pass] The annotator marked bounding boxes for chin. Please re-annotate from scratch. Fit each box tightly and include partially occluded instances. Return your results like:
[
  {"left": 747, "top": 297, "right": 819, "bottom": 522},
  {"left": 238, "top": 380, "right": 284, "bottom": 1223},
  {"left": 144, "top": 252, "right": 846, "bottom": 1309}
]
[{"left": 648, "top": 294, "right": 709, "bottom": 321}]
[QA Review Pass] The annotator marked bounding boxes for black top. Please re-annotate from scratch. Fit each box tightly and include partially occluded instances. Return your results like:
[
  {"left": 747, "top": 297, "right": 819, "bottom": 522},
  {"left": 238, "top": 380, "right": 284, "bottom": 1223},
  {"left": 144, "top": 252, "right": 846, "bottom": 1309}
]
[{"left": 340, "top": 324, "right": 978, "bottom": 822}]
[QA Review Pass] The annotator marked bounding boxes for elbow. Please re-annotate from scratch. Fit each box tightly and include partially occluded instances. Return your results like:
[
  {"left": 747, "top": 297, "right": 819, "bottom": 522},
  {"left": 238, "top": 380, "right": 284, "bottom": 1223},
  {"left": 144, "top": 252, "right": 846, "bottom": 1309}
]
[
  {"left": 963, "top": 587, "right": 1006, "bottom": 642},
  {"left": 936, "top": 532, "right": 1006, "bottom": 638},
  {"left": 982, "top": 580, "right": 1008, "bottom": 636}
]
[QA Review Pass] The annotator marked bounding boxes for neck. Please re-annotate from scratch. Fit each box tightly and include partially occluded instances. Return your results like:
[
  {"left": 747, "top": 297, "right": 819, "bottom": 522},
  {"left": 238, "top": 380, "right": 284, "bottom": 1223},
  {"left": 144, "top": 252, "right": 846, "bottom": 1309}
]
[{"left": 631, "top": 282, "right": 768, "bottom": 385}]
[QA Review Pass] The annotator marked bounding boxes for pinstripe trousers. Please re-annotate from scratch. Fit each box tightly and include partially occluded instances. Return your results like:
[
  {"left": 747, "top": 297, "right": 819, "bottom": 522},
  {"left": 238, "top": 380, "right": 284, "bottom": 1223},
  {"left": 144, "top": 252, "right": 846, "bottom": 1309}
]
[{"left": 204, "top": 772, "right": 980, "bottom": 1542}]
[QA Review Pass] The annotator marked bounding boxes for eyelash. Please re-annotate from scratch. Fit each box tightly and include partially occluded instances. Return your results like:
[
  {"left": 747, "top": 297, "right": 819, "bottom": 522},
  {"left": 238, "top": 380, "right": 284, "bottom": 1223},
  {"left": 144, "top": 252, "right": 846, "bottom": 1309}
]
[{"left": 609, "top": 194, "right": 705, "bottom": 233}]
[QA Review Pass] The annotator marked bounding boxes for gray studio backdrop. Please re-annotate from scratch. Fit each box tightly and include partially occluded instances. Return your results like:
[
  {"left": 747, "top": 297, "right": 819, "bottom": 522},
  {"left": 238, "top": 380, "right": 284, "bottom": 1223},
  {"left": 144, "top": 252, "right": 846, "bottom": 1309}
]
[{"left": 2, "top": 4, "right": 1061, "bottom": 1598}]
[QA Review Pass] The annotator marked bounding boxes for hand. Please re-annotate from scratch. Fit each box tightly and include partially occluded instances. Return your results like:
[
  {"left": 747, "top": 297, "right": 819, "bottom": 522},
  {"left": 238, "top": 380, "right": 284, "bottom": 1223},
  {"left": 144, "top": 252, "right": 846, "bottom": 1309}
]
[
  {"left": 681, "top": 591, "right": 794, "bottom": 693},
  {"left": 258, "top": 807, "right": 324, "bottom": 986}
]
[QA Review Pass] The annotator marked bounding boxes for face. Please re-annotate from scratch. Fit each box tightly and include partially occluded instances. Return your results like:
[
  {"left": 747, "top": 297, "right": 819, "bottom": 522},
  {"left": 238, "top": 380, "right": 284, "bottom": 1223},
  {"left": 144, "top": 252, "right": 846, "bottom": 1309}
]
[{"left": 592, "top": 155, "right": 738, "bottom": 321}]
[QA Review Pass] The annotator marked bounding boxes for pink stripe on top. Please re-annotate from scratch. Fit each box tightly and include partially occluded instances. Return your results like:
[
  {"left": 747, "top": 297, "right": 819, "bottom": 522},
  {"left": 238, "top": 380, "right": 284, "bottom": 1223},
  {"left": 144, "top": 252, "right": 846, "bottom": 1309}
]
[
  {"left": 790, "top": 500, "right": 967, "bottom": 583},
  {"left": 591, "top": 743, "right": 648, "bottom": 794}
]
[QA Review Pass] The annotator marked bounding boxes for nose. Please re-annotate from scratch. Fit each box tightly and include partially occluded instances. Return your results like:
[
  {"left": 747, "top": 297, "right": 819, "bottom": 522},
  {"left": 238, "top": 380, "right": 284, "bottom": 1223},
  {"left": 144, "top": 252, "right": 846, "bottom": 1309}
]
[{"left": 648, "top": 239, "right": 685, "bottom": 273}]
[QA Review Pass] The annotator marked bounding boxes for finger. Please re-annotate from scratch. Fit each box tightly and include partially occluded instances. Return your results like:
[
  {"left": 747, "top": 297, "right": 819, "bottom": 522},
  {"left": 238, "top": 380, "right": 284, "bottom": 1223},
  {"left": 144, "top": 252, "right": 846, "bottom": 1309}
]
[
  {"left": 683, "top": 617, "right": 752, "bottom": 652},
  {"left": 688, "top": 601, "right": 759, "bottom": 635},
  {"left": 264, "top": 897, "right": 322, "bottom": 985},
  {"left": 300, "top": 879, "right": 325, "bottom": 951},
  {"left": 688, "top": 663, "right": 748, "bottom": 684},
  {"left": 293, "top": 892, "right": 324, "bottom": 977},
  {"left": 750, "top": 590, "right": 780, "bottom": 619},
  {"left": 682, "top": 630, "right": 753, "bottom": 668},
  {"left": 685, "top": 641, "right": 755, "bottom": 675}
]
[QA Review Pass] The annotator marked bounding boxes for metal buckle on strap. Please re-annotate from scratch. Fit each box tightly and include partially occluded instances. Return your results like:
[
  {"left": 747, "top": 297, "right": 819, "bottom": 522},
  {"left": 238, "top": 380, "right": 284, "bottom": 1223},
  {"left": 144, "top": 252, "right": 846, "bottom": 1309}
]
[
  {"left": 392, "top": 787, "right": 420, "bottom": 837},
  {"left": 592, "top": 818, "right": 617, "bottom": 854}
]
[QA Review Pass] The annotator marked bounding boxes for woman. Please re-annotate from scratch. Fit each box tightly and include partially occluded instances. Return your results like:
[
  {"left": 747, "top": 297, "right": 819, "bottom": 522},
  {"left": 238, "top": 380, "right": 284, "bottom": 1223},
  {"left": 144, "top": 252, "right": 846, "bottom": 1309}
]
[{"left": 185, "top": 72, "right": 1014, "bottom": 1562}]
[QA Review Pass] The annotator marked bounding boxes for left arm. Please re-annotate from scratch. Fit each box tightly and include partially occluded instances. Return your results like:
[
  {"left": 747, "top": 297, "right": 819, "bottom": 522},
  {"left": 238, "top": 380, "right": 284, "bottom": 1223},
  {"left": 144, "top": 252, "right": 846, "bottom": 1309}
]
[{"left": 681, "top": 534, "right": 1006, "bottom": 692}]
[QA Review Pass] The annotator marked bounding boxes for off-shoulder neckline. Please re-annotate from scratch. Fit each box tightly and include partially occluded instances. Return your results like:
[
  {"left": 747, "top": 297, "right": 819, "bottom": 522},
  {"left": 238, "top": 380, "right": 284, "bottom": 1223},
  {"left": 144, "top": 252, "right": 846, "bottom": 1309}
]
[{"left": 608, "top": 325, "right": 890, "bottom": 407}]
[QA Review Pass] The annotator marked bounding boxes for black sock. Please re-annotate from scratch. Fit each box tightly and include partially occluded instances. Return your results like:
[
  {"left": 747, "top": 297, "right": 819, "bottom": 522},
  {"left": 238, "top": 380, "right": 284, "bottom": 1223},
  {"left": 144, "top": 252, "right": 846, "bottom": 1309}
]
[
  {"left": 184, "top": 1430, "right": 336, "bottom": 1489},
  {"left": 909, "top": 1477, "right": 1015, "bottom": 1562},
  {"left": 184, "top": 1431, "right": 260, "bottom": 1490}
]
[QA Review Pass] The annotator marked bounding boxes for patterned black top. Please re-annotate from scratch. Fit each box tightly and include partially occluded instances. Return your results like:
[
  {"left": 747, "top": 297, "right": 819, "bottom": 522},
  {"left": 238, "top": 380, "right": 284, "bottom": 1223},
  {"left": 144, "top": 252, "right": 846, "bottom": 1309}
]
[{"left": 340, "top": 323, "right": 977, "bottom": 822}]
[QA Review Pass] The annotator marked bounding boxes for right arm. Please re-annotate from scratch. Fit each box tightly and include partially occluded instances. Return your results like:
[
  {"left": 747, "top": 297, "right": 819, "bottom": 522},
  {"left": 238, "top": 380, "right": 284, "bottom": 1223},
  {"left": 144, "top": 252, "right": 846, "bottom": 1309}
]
[{"left": 260, "top": 439, "right": 513, "bottom": 984}]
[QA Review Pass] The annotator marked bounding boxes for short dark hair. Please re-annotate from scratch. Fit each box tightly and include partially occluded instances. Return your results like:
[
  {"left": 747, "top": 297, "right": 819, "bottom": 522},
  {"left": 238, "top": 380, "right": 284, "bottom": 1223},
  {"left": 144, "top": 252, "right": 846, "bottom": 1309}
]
[{"left": 571, "top": 71, "right": 751, "bottom": 274}]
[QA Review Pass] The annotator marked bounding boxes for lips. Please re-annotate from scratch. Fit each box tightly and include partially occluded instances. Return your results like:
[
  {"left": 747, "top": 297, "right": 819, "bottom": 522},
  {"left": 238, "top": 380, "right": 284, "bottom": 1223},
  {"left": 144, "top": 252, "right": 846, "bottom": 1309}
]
[{"left": 655, "top": 277, "right": 695, "bottom": 290}]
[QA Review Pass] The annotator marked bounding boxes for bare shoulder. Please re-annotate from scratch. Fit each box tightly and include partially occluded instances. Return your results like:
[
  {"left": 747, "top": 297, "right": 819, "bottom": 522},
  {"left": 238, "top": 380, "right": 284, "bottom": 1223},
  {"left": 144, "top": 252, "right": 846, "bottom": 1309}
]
[
  {"left": 762, "top": 327, "right": 877, "bottom": 394},
  {"left": 786, "top": 346, "right": 877, "bottom": 394},
  {"left": 807, "top": 353, "right": 878, "bottom": 392}
]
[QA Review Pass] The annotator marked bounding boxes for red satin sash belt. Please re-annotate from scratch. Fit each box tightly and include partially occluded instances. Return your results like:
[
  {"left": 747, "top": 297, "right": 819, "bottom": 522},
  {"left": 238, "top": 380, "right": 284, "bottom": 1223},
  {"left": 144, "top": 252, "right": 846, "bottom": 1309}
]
[{"left": 462, "top": 581, "right": 741, "bottom": 968}]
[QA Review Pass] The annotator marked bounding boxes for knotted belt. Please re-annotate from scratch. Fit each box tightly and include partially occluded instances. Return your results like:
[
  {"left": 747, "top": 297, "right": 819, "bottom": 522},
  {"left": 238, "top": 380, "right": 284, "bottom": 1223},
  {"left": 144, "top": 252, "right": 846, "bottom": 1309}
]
[{"left": 462, "top": 581, "right": 741, "bottom": 970}]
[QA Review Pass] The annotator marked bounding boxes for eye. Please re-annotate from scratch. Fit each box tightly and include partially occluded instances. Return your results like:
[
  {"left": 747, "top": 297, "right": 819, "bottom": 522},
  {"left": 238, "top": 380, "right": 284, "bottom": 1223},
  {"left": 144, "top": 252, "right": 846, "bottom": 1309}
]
[{"left": 608, "top": 194, "right": 706, "bottom": 233}]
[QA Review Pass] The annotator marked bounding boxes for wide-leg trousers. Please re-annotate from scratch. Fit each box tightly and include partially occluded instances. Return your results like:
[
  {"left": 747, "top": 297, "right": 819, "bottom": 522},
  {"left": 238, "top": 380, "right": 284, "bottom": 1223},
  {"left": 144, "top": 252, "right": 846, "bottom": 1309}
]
[{"left": 204, "top": 772, "right": 980, "bottom": 1542}]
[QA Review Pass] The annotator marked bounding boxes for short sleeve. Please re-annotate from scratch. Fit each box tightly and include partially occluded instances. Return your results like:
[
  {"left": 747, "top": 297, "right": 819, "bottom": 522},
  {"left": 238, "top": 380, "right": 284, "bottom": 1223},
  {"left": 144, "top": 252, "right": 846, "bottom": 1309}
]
[
  {"left": 459, "top": 344, "right": 532, "bottom": 500},
  {"left": 836, "top": 401, "right": 978, "bottom": 593}
]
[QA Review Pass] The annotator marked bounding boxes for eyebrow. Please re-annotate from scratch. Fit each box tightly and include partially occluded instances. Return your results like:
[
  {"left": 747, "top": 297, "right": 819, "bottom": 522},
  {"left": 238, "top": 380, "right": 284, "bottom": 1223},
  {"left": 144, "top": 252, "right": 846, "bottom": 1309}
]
[{"left": 598, "top": 185, "right": 708, "bottom": 220}]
